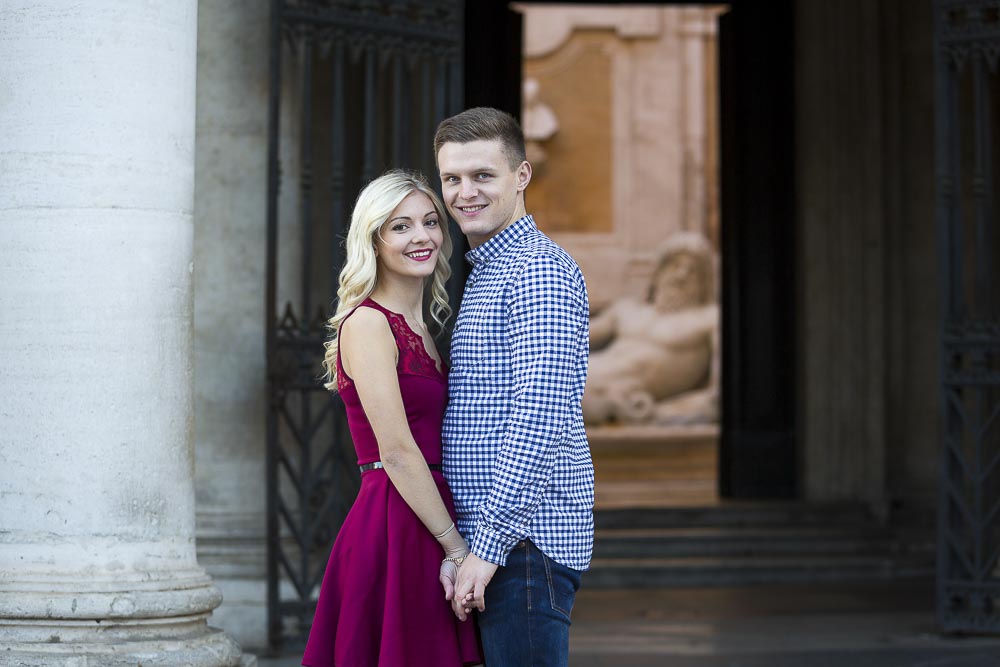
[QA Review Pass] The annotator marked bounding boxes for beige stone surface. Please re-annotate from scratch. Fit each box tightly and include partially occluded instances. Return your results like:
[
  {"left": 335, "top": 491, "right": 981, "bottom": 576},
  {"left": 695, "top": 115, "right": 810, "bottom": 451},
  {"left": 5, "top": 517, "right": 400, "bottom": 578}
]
[
  {"left": 524, "top": 33, "right": 613, "bottom": 234},
  {"left": 517, "top": 5, "right": 724, "bottom": 312}
]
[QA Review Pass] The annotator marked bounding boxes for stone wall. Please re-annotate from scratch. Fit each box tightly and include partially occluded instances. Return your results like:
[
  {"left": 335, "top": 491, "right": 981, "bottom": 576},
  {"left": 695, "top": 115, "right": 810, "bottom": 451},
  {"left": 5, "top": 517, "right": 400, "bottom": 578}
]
[
  {"left": 516, "top": 5, "right": 723, "bottom": 311},
  {"left": 192, "top": 0, "right": 298, "bottom": 651}
]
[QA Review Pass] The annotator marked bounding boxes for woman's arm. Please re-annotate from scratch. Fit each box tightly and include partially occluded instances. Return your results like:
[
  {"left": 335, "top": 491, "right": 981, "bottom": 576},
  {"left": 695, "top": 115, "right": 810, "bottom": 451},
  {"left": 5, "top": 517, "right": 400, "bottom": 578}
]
[{"left": 340, "top": 307, "right": 467, "bottom": 558}]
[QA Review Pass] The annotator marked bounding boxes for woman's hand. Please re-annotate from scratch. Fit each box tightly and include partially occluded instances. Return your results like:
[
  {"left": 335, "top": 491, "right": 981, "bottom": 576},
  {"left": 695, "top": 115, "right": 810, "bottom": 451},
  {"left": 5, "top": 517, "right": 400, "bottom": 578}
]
[
  {"left": 440, "top": 557, "right": 459, "bottom": 602},
  {"left": 439, "top": 547, "right": 470, "bottom": 617}
]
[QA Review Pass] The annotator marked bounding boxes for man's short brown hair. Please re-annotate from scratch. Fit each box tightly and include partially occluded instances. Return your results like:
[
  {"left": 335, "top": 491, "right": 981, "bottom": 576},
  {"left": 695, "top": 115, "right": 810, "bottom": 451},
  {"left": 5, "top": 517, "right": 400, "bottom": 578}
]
[{"left": 433, "top": 107, "right": 527, "bottom": 169}]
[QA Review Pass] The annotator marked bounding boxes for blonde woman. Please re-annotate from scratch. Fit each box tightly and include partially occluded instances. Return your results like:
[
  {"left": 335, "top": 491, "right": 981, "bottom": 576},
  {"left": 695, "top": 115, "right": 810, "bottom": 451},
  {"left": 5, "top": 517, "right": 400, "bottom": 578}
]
[{"left": 303, "top": 170, "right": 481, "bottom": 667}]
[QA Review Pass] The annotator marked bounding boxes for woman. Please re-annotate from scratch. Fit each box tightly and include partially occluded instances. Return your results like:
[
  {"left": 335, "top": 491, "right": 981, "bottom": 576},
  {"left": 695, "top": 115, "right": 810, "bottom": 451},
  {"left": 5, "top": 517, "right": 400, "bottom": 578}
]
[{"left": 302, "top": 170, "right": 481, "bottom": 667}]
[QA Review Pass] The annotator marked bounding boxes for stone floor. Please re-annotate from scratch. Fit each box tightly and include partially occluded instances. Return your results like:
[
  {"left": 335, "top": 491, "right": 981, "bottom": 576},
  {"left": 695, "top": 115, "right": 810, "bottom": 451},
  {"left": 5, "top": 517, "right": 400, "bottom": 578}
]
[
  {"left": 566, "top": 582, "right": 1000, "bottom": 666},
  {"left": 253, "top": 580, "right": 1000, "bottom": 666}
]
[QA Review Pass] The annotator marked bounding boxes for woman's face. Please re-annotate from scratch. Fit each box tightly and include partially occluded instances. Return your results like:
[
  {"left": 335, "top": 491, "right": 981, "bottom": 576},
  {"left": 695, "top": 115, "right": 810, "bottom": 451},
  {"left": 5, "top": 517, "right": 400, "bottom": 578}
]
[{"left": 375, "top": 191, "right": 444, "bottom": 282}]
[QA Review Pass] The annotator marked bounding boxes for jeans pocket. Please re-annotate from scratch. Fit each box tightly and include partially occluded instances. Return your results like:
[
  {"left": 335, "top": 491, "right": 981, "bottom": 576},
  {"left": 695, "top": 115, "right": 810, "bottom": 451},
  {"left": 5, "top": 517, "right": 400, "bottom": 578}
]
[{"left": 542, "top": 551, "right": 581, "bottom": 621}]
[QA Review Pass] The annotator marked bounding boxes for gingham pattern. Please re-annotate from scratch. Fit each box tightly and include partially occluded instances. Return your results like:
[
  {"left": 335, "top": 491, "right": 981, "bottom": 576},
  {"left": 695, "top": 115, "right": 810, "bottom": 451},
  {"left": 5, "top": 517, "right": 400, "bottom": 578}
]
[{"left": 443, "top": 215, "right": 595, "bottom": 570}]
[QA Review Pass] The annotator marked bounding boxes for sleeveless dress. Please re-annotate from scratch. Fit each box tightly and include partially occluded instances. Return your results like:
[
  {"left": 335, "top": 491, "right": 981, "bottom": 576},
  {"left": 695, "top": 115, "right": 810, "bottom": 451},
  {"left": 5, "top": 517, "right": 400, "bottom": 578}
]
[{"left": 302, "top": 299, "right": 482, "bottom": 667}]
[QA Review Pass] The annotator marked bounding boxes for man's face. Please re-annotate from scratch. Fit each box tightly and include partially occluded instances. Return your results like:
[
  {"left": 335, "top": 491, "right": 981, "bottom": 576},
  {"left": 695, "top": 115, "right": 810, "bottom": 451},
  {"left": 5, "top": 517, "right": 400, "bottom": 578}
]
[{"left": 437, "top": 139, "right": 531, "bottom": 248}]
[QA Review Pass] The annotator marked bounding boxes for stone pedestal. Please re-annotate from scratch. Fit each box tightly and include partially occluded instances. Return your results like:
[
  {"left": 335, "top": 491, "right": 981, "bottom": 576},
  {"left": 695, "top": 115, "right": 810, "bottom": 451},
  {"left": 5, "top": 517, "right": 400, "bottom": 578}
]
[
  {"left": 0, "top": 2, "right": 246, "bottom": 664},
  {"left": 589, "top": 425, "right": 719, "bottom": 508}
]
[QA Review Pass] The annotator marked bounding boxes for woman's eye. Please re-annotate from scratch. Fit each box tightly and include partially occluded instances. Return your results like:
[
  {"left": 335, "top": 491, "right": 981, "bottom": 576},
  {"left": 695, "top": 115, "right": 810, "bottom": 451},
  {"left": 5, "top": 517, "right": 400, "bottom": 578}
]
[
  {"left": 425, "top": 219, "right": 439, "bottom": 227},
  {"left": 391, "top": 224, "right": 408, "bottom": 232}
]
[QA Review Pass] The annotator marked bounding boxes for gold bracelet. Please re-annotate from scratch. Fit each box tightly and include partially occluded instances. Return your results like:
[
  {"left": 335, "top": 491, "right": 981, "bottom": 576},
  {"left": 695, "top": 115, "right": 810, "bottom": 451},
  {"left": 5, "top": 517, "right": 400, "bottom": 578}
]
[
  {"left": 434, "top": 522, "right": 455, "bottom": 540},
  {"left": 442, "top": 554, "right": 466, "bottom": 567}
]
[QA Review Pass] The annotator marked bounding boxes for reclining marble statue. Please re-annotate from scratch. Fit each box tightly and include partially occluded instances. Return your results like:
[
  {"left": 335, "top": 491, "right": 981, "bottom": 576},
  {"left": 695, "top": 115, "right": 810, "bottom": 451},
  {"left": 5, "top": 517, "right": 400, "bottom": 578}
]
[{"left": 583, "top": 232, "right": 719, "bottom": 426}]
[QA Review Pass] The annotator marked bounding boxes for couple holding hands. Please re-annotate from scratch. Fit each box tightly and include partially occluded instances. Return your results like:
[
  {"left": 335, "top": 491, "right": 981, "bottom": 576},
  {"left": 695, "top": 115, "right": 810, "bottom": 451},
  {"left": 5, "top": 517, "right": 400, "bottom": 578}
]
[{"left": 302, "top": 107, "right": 595, "bottom": 667}]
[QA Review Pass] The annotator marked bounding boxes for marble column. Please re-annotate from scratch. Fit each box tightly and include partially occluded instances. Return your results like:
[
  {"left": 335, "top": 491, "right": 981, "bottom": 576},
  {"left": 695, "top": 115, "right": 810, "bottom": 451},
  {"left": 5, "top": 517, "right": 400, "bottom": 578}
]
[{"left": 0, "top": 2, "right": 247, "bottom": 664}]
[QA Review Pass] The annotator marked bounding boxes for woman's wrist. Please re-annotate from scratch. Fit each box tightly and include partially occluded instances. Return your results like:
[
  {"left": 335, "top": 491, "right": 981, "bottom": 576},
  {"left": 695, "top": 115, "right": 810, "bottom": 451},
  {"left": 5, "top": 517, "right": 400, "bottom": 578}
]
[
  {"left": 442, "top": 553, "right": 467, "bottom": 567},
  {"left": 433, "top": 522, "right": 455, "bottom": 540},
  {"left": 443, "top": 540, "right": 469, "bottom": 559},
  {"left": 437, "top": 527, "right": 466, "bottom": 553}
]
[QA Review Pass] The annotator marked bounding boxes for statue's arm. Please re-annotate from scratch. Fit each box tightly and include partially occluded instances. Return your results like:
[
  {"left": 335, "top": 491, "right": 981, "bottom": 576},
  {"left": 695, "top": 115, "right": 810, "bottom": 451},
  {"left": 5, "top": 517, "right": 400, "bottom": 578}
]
[{"left": 589, "top": 305, "right": 617, "bottom": 348}]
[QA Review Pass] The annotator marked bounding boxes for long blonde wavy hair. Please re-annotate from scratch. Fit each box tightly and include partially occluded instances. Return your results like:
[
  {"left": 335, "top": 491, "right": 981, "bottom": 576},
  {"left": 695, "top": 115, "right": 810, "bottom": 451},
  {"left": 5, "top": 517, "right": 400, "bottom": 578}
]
[{"left": 321, "top": 169, "right": 453, "bottom": 390}]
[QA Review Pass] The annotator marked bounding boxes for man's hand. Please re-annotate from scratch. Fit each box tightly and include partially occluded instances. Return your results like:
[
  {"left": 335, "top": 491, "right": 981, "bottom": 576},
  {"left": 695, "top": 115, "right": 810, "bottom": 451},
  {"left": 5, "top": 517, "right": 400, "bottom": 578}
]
[
  {"left": 452, "top": 553, "right": 498, "bottom": 620},
  {"left": 441, "top": 557, "right": 474, "bottom": 622}
]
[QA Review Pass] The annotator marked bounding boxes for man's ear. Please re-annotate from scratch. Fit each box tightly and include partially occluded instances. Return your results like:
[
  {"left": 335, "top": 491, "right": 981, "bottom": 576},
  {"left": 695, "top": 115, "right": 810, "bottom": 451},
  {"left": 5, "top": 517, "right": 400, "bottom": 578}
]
[{"left": 516, "top": 160, "right": 532, "bottom": 192}]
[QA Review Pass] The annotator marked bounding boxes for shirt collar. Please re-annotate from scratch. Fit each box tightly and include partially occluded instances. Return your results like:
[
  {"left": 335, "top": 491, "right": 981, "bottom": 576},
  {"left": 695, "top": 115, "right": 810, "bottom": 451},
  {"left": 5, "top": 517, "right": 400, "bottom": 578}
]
[{"left": 465, "top": 215, "right": 536, "bottom": 266}]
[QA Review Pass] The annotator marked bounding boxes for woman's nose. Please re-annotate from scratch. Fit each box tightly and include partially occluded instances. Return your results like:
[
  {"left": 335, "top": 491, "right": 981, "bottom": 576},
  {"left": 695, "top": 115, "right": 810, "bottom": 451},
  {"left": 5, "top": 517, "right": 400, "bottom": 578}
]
[{"left": 412, "top": 224, "right": 430, "bottom": 242}]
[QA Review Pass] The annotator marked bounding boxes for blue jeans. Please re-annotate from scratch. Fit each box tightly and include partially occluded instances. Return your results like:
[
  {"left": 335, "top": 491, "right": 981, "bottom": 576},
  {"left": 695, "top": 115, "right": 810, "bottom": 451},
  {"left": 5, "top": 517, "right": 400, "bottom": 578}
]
[{"left": 477, "top": 540, "right": 582, "bottom": 667}]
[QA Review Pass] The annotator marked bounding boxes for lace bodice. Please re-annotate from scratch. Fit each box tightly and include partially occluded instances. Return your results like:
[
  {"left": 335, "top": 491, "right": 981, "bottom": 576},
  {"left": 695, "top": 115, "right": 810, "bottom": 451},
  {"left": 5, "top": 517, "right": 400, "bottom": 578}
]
[{"left": 337, "top": 298, "right": 445, "bottom": 393}]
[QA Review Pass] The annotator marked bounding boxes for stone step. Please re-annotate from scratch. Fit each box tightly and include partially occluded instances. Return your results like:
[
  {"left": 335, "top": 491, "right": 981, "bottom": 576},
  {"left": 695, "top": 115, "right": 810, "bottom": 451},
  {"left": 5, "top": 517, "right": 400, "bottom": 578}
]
[
  {"left": 593, "top": 526, "right": 902, "bottom": 559},
  {"left": 594, "top": 502, "right": 875, "bottom": 530},
  {"left": 582, "top": 554, "right": 934, "bottom": 588},
  {"left": 588, "top": 502, "right": 936, "bottom": 588}
]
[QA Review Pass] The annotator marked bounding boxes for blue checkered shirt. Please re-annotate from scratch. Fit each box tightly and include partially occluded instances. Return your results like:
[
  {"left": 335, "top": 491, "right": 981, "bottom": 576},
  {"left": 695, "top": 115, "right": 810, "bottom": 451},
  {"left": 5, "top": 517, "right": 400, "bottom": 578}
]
[{"left": 443, "top": 215, "right": 595, "bottom": 571}]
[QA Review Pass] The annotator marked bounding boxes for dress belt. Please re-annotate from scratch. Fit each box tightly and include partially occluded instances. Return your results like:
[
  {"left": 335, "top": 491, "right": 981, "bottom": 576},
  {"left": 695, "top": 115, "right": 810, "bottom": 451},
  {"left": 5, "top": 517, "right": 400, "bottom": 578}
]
[{"left": 358, "top": 461, "right": 443, "bottom": 473}]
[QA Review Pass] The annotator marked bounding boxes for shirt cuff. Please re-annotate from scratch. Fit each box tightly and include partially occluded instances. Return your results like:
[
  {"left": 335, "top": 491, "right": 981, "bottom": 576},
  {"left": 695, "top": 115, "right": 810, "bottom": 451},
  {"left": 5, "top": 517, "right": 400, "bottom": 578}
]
[{"left": 471, "top": 520, "right": 521, "bottom": 567}]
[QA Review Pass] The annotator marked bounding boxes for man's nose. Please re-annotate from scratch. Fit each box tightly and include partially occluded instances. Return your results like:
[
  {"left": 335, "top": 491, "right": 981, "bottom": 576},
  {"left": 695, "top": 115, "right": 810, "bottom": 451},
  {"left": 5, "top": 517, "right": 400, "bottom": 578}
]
[{"left": 460, "top": 180, "right": 478, "bottom": 199}]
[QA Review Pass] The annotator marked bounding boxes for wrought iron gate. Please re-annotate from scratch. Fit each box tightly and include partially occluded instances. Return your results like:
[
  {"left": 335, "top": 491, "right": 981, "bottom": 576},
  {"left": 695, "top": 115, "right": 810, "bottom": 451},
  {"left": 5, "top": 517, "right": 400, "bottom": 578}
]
[
  {"left": 265, "top": 0, "right": 464, "bottom": 649},
  {"left": 935, "top": 0, "right": 1000, "bottom": 633}
]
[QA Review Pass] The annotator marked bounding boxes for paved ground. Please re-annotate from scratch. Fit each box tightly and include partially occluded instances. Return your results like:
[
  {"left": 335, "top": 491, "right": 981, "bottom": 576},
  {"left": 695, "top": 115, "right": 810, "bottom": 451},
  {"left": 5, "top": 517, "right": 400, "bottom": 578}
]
[
  {"left": 253, "top": 580, "right": 1000, "bottom": 666},
  {"left": 566, "top": 583, "right": 1000, "bottom": 666}
]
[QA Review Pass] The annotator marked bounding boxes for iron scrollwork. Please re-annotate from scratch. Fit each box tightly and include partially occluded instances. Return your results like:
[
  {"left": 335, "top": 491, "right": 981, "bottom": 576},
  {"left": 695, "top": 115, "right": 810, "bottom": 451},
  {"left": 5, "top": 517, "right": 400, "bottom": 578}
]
[{"left": 935, "top": 0, "right": 1000, "bottom": 634}]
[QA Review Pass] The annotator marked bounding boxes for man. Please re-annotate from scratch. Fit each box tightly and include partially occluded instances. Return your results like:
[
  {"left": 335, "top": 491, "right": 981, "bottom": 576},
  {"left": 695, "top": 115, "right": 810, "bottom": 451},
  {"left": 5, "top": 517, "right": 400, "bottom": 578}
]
[{"left": 434, "top": 107, "right": 595, "bottom": 666}]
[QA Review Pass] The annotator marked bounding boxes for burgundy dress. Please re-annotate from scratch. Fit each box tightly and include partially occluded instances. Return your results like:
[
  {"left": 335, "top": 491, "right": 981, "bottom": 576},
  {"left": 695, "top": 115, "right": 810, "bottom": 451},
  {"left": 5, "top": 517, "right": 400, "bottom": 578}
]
[{"left": 302, "top": 299, "right": 481, "bottom": 667}]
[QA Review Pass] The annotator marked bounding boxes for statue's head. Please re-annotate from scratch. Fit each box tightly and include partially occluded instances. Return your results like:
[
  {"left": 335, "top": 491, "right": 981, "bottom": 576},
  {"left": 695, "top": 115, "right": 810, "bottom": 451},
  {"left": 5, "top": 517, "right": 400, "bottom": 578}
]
[{"left": 648, "top": 233, "right": 715, "bottom": 312}]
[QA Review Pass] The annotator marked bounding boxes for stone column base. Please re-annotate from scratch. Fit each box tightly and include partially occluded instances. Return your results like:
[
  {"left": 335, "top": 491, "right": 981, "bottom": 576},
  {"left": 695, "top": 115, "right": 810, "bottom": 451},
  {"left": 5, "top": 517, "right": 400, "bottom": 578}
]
[
  {"left": 0, "top": 570, "right": 251, "bottom": 666},
  {"left": 0, "top": 624, "right": 247, "bottom": 667}
]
